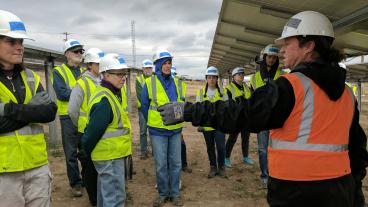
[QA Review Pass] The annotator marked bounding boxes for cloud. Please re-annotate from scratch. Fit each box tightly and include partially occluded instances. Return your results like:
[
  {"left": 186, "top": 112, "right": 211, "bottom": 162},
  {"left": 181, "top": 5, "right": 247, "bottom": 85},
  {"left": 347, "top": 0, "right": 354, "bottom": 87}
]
[{"left": 2, "top": 0, "right": 222, "bottom": 78}]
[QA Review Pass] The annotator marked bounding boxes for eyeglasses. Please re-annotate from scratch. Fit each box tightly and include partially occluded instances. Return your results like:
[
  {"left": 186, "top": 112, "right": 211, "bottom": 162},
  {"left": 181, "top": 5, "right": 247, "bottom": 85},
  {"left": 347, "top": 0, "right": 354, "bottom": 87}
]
[
  {"left": 108, "top": 72, "right": 127, "bottom": 78},
  {"left": 72, "top": 49, "right": 84, "bottom": 54}
]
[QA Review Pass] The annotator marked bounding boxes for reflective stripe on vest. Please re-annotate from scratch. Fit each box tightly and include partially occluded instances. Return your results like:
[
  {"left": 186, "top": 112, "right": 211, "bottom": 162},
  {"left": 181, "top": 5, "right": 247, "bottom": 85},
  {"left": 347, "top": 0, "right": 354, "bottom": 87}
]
[
  {"left": 268, "top": 72, "right": 354, "bottom": 181},
  {"left": 0, "top": 69, "right": 47, "bottom": 172},
  {"left": 196, "top": 87, "right": 225, "bottom": 131},
  {"left": 251, "top": 69, "right": 282, "bottom": 89},
  {"left": 88, "top": 86, "right": 132, "bottom": 161},
  {"left": 77, "top": 76, "right": 97, "bottom": 133},
  {"left": 54, "top": 64, "right": 83, "bottom": 115},
  {"left": 146, "top": 76, "right": 185, "bottom": 130},
  {"left": 137, "top": 75, "right": 145, "bottom": 108},
  {"left": 227, "top": 82, "right": 250, "bottom": 99}
]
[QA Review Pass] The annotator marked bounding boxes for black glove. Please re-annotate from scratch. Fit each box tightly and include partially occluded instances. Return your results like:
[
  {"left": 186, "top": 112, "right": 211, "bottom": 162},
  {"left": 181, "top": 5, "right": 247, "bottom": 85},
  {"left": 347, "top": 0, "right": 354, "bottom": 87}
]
[
  {"left": 29, "top": 91, "right": 52, "bottom": 105},
  {"left": 157, "top": 102, "right": 185, "bottom": 125}
]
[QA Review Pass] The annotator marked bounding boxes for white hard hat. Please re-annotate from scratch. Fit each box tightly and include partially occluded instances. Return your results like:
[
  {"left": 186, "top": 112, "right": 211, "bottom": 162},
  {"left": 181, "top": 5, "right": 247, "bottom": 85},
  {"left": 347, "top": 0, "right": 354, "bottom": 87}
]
[
  {"left": 152, "top": 49, "right": 173, "bottom": 63},
  {"left": 275, "top": 11, "right": 334, "bottom": 44},
  {"left": 142, "top": 59, "right": 154, "bottom": 68},
  {"left": 63, "top": 39, "right": 83, "bottom": 53},
  {"left": 0, "top": 10, "right": 33, "bottom": 40},
  {"left": 264, "top": 44, "right": 279, "bottom": 56},
  {"left": 338, "top": 62, "right": 348, "bottom": 71},
  {"left": 232, "top": 67, "right": 245, "bottom": 76},
  {"left": 99, "top": 53, "right": 128, "bottom": 73},
  {"left": 84, "top": 48, "right": 104, "bottom": 63},
  {"left": 205, "top": 66, "right": 219, "bottom": 76}
]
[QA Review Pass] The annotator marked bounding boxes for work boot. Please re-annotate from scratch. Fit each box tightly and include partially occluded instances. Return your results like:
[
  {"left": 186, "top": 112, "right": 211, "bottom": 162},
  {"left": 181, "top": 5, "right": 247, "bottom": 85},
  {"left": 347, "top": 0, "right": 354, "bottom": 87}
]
[
  {"left": 171, "top": 196, "right": 184, "bottom": 206},
  {"left": 225, "top": 158, "right": 232, "bottom": 168},
  {"left": 153, "top": 196, "right": 168, "bottom": 207},
  {"left": 261, "top": 178, "right": 268, "bottom": 189},
  {"left": 217, "top": 166, "right": 227, "bottom": 178},
  {"left": 71, "top": 186, "right": 83, "bottom": 197},
  {"left": 182, "top": 166, "right": 192, "bottom": 173},
  {"left": 243, "top": 156, "right": 254, "bottom": 165},
  {"left": 208, "top": 166, "right": 217, "bottom": 178}
]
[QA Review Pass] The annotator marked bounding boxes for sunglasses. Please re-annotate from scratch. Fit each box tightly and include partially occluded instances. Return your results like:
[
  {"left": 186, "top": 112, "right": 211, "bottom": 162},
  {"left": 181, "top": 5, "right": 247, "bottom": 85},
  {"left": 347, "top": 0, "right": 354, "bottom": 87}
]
[
  {"left": 108, "top": 72, "right": 127, "bottom": 78},
  {"left": 72, "top": 49, "right": 84, "bottom": 54}
]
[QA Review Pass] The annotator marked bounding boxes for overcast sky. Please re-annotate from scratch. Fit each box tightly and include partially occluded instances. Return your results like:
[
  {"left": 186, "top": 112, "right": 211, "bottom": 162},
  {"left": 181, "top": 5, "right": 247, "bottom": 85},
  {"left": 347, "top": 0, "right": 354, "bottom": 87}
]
[{"left": 3, "top": 0, "right": 222, "bottom": 79}]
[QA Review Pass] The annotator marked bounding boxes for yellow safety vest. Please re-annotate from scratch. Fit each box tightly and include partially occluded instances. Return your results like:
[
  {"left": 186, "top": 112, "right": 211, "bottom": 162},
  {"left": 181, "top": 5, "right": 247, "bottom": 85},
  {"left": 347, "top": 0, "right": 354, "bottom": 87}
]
[
  {"left": 0, "top": 69, "right": 48, "bottom": 172},
  {"left": 226, "top": 82, "right": 251, "bottom": 99},
  {"left": 136, "top": 74, "right": 146, "bottom": 108},
  {"left": 76, "top": 76, "right": 97, "bottom": 133},
  {"left": 53, "top": 63, "right": 84, "bottom": 115},
  {"left": 250, "top": 68, "right": 282, "bottom": 89},
  {"left": 88, "top": 86, "right": 132, "bottom": 161},
  {"left": 146, "top": 76, "right": 186, "bottom": 130},
  {"left": 196, "top": 87, "right": 226, "bottom": 131}
]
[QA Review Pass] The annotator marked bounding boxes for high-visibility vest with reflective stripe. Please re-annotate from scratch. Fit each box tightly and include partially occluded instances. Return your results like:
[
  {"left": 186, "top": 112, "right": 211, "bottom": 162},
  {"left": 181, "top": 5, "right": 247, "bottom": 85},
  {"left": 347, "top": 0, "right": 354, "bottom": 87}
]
[
  {"left": 146, "top": 76, "right": 186, "bottom": 130},
  {"left": 76, "top": 76, "right": 97, "bottom": 133},
  {"left": 225, "top": 82, "right": 251, "bottom": 99},
  {"left": 196, "top": 87, "right": 226, "bottom": 131},
  {"left": 0, "top": 69, "right": 48, "bottom": 172},
  {"left": 250, "top": 68, "right": 282, "bottom": 89},
  {"left": 121, "top": 84, "right": 128, "bottom": 113},
  {"left": 88, "top": 86, "right": 132, "bottom": 161},
  {"left": 136, "top": 75, "right": 146, "bottom": 108},
  {"left": 269, "top": 72, "right": 355, "bottom": 181},
  {"left": 53, "top": 64, "right": 84, "bottom": 115}
]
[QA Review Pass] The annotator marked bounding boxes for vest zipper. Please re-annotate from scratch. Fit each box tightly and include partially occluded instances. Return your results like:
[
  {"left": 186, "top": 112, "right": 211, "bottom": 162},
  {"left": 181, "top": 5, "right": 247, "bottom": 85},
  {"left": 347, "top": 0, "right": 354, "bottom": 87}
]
[{"left": 6, "top": 75, "right": 16, "bottom": 92}]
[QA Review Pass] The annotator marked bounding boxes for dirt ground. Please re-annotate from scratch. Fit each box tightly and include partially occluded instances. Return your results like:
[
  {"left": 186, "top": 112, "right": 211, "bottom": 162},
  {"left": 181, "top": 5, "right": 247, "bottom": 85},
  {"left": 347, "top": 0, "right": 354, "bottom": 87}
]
[{"left": 42, "top": 76, "right": 368, "bottom": 207}]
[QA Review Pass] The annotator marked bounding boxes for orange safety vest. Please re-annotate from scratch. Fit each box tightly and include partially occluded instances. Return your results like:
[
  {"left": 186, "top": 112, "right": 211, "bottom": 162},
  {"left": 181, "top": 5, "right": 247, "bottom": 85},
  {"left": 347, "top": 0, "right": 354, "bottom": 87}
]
[{"left": 269, "top": 72, "right": 355, "bottom": 181}]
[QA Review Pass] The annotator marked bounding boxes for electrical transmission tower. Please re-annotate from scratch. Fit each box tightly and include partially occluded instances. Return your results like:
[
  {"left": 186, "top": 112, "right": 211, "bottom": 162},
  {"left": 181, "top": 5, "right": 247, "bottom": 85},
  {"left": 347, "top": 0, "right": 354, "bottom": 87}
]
[
  {"left": 62, "top": 32, "right": 70, "bottom": 41},
  {"left": 131, "top": 20, "right": 136, "bottom": 67}
]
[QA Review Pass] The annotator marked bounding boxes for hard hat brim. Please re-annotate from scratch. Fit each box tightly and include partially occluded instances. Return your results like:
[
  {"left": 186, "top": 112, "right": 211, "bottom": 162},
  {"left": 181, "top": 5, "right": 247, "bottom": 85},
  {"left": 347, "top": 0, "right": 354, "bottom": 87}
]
[{"left": 3, "top": 31, "right": 34, "bottom": 41}]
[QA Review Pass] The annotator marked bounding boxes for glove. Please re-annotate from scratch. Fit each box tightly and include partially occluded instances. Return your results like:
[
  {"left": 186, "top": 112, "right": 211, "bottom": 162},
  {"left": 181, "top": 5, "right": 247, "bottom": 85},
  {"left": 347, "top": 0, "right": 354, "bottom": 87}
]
[
  {"left": 0, "top": 103, "right": 5, "bottom": 116},
  {"left": 28, "top": 91, "right": 52, "bottom": 105},
  {"left": 157, "top": 102, "right": 185, "bottom": 125}
]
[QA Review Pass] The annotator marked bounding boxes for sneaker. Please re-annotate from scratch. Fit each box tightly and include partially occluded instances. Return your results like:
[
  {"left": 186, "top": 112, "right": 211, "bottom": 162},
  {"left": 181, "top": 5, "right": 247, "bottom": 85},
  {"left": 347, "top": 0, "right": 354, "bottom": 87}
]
[
  {"left": 182, "top": 166, "right": 192, "bottom": 173},
  {"left": 171, "top": 196, "right": 184, "bottom": 206},
  {"left": 71, "top": 186, "right": 83, "bottom": 197},
  {"left": 225, "top": 158, "right": 232, "bottom": 168},
  {"left": 153, "top": 196, "right": 168, "bottom": 207},
  {"left": 208, "top": 166, "right": 217, "bottom": 178},
  {"left": 243, "top": 156, "right": 254, "bottom": 165},
  {"left": 218, "top": 166, "right": 227, "bottom": 178}
]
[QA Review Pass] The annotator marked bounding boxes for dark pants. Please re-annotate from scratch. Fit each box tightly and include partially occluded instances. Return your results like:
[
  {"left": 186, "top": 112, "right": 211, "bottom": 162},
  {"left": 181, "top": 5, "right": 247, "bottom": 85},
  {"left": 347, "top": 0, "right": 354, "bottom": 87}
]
[
  {"left": 225, "top": 128, "right": 250, "bottom": 158},
  {"left": 203, "top": 130, "right": 225, "bottom": 167},
  {"left": 267, "top": 175, "right": 355, "bottom": 207},
  {"left": 78, "top": 132, "right": 98, "bottom": 205},
  {"left": 60, "top": 117, "right": 83, "bottom": 187},
  {"left": 181, "top": 134, "right": 188, "bottom": 168}
]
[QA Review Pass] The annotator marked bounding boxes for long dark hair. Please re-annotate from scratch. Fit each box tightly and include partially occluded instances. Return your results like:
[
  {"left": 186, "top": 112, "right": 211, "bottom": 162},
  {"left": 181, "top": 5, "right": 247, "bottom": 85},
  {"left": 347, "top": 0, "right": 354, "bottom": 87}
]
[
  {"left": 204, "top": 78, "right": 223, "bottom": 98},
  {"left": 260, "top": 54, "right": 279, "bottom": 72},
  {"left": 296, "top": 36, "right": 345, "bottom": 63}
]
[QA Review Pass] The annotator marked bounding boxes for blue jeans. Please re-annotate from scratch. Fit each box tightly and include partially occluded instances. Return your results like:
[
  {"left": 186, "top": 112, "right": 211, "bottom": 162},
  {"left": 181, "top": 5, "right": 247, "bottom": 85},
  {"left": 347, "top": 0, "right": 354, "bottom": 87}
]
[
  {"left": 93, "top": 158, "right": 125, "bottom": 207},
  {"left": 60, "top": 117, "right": 83, "bottom": 187},
  {"left": 138, "top": 110, "right": 149, "bottom": 154},
  {"left": 257, "top": 130, "right": 269, "bottom": 179},
  {"left": 151, "top": 133, "right": 182, "bottom": 198},
  {"left": 203, "top": 130, "right": 225, "bottom": 167}
]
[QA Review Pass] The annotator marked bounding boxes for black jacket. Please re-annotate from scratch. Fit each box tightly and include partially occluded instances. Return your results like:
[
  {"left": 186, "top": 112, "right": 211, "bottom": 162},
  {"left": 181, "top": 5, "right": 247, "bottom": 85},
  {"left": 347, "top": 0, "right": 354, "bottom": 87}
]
[
  {"left": 184, "top": 61, "right": 368, "bottom": 205},
  {"left": 0, "top": 65, "right": 57, "bottom": 133}
]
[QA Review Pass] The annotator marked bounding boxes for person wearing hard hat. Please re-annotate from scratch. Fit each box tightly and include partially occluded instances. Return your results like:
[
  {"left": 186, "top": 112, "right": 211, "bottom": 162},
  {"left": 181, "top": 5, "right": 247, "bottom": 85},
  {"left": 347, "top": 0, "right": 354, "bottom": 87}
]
[
  {"left": 0, "top": 10, "right": 57, "bottom": 206},
  {"left": 196, "top": 66, "right": 228, "bottom": 178},
  {"left": 81, "top": 53, "right": 132, "bottom": 207},
  {"left": 141, "top": 49, "right": 186, "bottom": 206},
  {"left": 249, "top": 43, "right": 282, "bottom": 188},
  {"left": 158, "top": 11, "right": 368, "bottom": 207},
  {"left": 52, "top": 38, "right": 85, "bottom": 197},
  {"left": 224, "top": 67, "right": 253, "bottom": 168},
  {"left": 136, "top": 59, "right": 154, "bottom": 160},
  {"left": 68, "top": 48, "right": 104, "bottom": 206}
]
